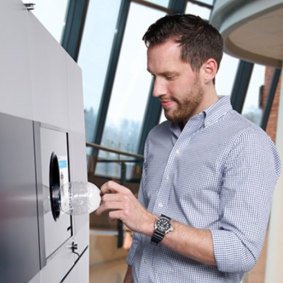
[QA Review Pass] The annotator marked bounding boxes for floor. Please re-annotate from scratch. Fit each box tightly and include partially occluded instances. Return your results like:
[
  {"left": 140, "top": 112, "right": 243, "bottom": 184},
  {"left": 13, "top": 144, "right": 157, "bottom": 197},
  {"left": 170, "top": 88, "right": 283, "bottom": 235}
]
[
  {"left": 89, "top": 229, "right": 128, "bottom": 283},
  {"left": 89, "top": 257, "right": 127, "bottom": 283}
]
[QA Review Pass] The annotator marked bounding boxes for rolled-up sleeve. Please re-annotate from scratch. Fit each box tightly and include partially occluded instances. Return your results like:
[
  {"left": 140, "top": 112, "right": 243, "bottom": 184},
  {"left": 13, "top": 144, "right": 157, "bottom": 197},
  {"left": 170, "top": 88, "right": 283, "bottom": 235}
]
[{"left": 211, "top": 128, "right": 281, "bottom": 273}]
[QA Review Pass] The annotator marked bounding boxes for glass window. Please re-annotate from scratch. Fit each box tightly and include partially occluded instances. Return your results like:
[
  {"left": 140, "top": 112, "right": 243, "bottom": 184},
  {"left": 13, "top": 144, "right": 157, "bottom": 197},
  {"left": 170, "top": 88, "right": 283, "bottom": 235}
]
[
  {"left": 185, "top": 2, "right": 211, "bottom": 20},
  {"left": 142, "top": 0, "right": 170, "bottom": 8},
  {"left": 242, "top": 64, "right": 265, "bottom": 125},
  {"left": 159, "top": 109, "right": 167, "bottom": 124},
  {"left": 215, "top": 53, "right": 239, "bottom": 97},
  {"left": 96, "top": 2, "right": 165, "bottom": 178},
  {"left": 78, "top": 0, "right": 121, "bottom": 142},
  {"left": 23, "top": 0, "right": 69, "bottom": 42}
]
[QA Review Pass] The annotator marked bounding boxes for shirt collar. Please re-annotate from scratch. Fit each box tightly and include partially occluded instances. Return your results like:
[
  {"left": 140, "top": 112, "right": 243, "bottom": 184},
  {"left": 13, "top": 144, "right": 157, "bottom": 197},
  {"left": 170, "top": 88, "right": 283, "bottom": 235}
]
[
  {"left": 203, "top": 95, "right": 232, "bottom": 128},
  {"left": 170, "top": 95, "right": 232, "bottom": 136},
  {"left": 170, "top": 111, "right": 205, "bottom": 138}
]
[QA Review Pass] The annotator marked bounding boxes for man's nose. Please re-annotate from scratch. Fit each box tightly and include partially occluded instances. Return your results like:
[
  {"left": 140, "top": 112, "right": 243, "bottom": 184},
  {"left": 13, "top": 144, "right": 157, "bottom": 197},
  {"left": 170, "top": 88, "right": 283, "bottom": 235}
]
[{"left": 152, "top": 78, "right": 166, "bottom": 98}]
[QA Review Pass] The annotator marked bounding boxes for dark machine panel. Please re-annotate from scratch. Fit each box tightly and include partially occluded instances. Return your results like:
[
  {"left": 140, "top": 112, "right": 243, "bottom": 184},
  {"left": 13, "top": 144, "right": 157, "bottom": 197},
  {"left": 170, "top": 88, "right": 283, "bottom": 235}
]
[{"left": 0, "top": 113, "right": 40, "bottom": 282}]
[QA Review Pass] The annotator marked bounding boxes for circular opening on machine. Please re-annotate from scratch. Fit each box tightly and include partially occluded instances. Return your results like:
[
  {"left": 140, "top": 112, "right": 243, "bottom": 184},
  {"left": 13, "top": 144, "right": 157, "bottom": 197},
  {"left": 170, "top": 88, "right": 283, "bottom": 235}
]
[{"left": 49, "top": 152, "right": 61, "bottom": 221}]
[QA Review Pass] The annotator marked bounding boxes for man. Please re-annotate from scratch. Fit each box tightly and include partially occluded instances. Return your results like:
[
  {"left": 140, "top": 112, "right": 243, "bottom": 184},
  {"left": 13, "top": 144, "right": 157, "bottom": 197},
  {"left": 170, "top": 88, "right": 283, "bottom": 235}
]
[{"left": 96, "top": 14, "right": 280, "bottom": 282}]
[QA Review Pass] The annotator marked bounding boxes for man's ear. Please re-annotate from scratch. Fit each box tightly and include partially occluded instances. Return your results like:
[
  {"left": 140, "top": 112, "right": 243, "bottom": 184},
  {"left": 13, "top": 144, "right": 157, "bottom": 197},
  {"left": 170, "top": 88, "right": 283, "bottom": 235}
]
[{"left": 200, "top": 58, "right": 218, "bottom": 84}]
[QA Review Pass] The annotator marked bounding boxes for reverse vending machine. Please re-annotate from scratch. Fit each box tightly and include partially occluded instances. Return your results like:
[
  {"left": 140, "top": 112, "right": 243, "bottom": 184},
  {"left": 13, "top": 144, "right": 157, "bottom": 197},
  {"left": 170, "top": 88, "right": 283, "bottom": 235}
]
[{"left": 0, "top": 0, "right": 99, "bottom": 282}]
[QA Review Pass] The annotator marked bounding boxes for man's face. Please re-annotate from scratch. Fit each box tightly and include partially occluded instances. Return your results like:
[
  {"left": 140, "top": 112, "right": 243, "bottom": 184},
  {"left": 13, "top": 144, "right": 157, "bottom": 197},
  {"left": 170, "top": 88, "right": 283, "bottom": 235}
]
[{"left": 147, "top": 40, "right": 205, "bottom": 125}]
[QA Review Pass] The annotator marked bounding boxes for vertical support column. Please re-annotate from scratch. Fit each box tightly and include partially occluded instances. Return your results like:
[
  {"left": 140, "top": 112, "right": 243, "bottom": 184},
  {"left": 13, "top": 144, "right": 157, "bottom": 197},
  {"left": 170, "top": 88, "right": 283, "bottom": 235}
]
[
  {"left": 61, "top": 0, "right": 89, "bottom": 61},
  {"left": 230, "top": 60, "right": 254, "bottom": 113},
  {"left": 93, "top": 0, "right": 131, "bottom": 145},
  {"left": 265, "top": 63, "right": 283, "bottom": 282},
  {"left": 117, "top": 162, "right": 127, "bottom": 248}
]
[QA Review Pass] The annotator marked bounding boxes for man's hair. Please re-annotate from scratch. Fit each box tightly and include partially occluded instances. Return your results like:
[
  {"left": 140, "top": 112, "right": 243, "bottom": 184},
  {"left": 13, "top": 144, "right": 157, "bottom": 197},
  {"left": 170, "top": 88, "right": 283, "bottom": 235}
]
[{"left": 143, "top": 14, "right": 223, "bottom": 71}]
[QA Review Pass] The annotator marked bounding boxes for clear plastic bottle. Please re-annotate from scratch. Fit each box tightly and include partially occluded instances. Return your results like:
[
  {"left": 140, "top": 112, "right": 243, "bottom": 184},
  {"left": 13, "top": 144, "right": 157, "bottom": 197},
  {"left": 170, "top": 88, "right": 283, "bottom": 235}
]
[{"left": 60, "top": 181, "right": 101, "bottom": 215}]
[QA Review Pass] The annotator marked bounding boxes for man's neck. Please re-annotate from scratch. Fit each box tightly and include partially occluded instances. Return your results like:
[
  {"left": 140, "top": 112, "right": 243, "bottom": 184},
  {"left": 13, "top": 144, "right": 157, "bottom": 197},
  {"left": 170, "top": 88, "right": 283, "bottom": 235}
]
[{"left": 180, "top": 88, "right": 219, "bottom": 130}]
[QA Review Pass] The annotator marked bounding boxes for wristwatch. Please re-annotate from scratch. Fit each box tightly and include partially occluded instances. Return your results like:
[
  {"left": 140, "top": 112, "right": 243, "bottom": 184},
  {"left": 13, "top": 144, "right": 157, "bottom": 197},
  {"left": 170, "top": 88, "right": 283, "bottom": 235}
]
[{"left": 151, "top": 214, "right": 174, "bottom": 245}]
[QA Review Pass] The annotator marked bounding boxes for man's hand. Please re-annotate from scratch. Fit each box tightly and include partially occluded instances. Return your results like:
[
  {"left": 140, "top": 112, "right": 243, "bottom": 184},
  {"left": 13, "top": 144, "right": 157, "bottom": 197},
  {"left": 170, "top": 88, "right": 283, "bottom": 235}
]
[{"left": 95, "top": 181, "right": 155, "bottom": 235}]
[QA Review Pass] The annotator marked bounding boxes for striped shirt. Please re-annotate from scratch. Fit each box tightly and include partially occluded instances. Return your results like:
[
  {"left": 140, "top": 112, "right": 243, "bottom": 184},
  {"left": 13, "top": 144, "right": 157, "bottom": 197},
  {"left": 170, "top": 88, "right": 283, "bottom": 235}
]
[{"left": 127, "top": 96, "right": 280, "bottom": 283}]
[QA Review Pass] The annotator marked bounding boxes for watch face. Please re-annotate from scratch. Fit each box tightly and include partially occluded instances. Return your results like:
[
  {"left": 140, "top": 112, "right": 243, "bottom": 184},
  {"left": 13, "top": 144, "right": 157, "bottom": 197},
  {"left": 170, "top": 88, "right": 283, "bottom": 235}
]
[{"left": 156, "top": 217, "right": 171, "bottom": 233}]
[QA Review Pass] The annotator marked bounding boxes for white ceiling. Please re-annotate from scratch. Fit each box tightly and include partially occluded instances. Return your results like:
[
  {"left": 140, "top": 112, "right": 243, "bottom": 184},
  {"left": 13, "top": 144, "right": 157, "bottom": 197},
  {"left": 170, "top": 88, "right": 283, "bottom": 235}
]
[{"left": 227, "top": 6, "right": 283, "bottom": 67}]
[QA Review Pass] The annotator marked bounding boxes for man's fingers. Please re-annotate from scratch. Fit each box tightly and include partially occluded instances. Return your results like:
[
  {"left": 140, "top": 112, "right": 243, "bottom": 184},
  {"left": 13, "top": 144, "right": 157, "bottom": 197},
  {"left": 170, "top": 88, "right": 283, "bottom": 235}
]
[
  {"left": 108, "top": 210, "right": 124, "bottom": 221},
  {"left": 95, "top": 201, "right": 123, "bottom": 215},
  {"left": 100, "top": 180, "right": 121, "bottom": 194},
  {"left": 100, "top": 180, "right": 130, "bottom": 195},
  {"left": 101, "top": 192, "right": 124, "bottom": 202}
]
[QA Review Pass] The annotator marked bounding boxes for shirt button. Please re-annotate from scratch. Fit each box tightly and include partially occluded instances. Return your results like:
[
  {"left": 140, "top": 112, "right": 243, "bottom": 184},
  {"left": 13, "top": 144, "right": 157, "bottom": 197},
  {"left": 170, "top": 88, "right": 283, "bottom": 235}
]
[
  {"left": 158, "top": 202, "right": 163, "bottom": 208},
  {"left": 165, "top": 175, "right": 169, "bottom": 181},
  {"left": 176, "top": 149, "right": 180, "bottom": 154},
  {"left": 206, "top": 121, "right": 211, "bottom": 127}
]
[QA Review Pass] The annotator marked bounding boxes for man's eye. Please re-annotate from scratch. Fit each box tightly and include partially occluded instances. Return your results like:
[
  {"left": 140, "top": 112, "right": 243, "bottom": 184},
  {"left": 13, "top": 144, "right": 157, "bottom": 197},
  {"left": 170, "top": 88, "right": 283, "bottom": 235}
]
[{"left": 166, "top": 76, "right": 175, "bottom": 81}]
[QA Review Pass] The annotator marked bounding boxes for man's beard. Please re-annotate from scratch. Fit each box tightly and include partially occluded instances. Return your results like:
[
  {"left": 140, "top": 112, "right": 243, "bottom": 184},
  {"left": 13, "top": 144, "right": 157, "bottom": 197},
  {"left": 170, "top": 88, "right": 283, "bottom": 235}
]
[{"left": 164, "top": 79, "right": 204, "bottom": 125}]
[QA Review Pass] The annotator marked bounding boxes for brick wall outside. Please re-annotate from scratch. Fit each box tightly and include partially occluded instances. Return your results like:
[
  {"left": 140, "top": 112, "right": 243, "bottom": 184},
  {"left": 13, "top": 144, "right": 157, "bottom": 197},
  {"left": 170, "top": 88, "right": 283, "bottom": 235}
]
[{"left": 260, "top": 67, "right": 281, "bottom": 142}]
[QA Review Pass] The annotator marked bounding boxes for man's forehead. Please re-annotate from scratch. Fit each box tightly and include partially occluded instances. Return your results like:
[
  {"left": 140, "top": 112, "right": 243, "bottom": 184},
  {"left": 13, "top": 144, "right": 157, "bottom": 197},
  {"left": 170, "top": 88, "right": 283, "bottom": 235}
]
[{"left": 148, "top": 38, "right": 181, "bottom": 51}]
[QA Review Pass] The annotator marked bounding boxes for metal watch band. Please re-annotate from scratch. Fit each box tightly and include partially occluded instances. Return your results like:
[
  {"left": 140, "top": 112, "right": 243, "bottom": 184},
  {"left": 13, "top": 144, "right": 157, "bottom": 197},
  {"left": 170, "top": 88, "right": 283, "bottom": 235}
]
[{"left": 151, "top": 214, "right": 171, "bottom": 245}]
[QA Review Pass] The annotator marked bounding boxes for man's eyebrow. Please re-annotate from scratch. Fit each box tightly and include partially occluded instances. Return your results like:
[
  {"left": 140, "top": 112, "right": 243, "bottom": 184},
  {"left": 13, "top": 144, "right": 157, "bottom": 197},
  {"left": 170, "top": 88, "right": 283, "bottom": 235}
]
[
  {"left": 161, "top": 71, "right": 177, "bottom": 75},
  {"left": 147, "top": 70, "right": 178, "bottom": 76}
]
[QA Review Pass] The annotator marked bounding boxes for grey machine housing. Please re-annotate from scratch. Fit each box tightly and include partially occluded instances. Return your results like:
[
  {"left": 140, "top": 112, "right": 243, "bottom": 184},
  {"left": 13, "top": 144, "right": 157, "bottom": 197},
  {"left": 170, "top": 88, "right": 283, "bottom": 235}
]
[{"left": 0, "top": 0, "right": 89, "bottom": 282}]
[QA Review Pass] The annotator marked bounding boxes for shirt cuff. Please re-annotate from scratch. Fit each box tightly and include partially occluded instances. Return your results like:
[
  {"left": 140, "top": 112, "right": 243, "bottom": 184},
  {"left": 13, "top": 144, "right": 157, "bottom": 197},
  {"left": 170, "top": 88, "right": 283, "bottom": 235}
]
[{"left": 210, "top": 229, "right": 256, "bottom": 273}]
